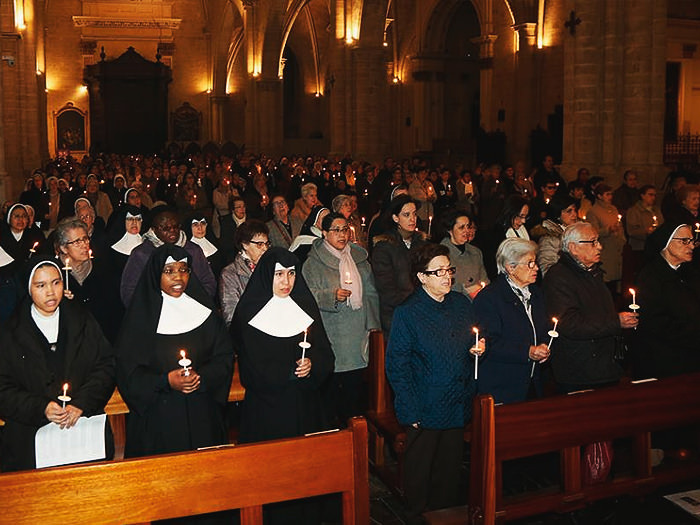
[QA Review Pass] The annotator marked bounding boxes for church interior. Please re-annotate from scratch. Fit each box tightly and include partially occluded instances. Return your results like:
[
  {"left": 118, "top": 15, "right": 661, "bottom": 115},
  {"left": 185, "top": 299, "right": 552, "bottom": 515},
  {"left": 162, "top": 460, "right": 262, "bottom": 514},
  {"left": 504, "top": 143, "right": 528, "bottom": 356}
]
[
  {"left": 2, "top": 1, "right": 700, "bottom": 524},
  {"left": 1, "top": 0, "right": 700, "bottom": 201}
]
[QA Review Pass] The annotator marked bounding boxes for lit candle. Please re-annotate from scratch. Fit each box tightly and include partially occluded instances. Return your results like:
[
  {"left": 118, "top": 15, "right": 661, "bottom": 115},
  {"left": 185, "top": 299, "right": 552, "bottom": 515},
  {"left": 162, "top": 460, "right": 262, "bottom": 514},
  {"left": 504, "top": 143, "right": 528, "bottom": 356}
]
[
  {"left": 63, "top": 257, "right": 72, "bottom": 292},
  {"left": 473, "top": 326, "right": 479, "bottom": 380},
  {"left": 29, "top": 241, "right": 38, "bottom": 254},
  {"left": 361, "top": 216, "right": 366, "bottom": 228},
  {"left": 547, "top": 317, "right": 559, "bottom": 349},
  {"left": 428, "top": 215, "right": 433, "bottom": 236},
  {"left": 545, "top": 198, "right": 550, "bottom": 205},
  {"left": 89, "top": 249, "right": 93, "bottom": 259},
  {"left": 629, "top": 288, "right": 637, "bottom": 307},
  {"left": 480, "top": 281, "right": 486, "bottom": 289},
  {"left": 617, "top": 214, "right": 622, "bottom": 223},
  {"left": 58, "top": 382, "right": 71, "bottom": 409},
  {"left": 349, "top": 225, "right": 356, "bottom": 242},
  {"left": 178, "top": 349, "right": 192, "bottom": 377},
  {"left": 652, "top": 215, "right": 658, "bottom": 228},
  {"left": 344, "top": 271, "right": 352, "bottom": 285}
]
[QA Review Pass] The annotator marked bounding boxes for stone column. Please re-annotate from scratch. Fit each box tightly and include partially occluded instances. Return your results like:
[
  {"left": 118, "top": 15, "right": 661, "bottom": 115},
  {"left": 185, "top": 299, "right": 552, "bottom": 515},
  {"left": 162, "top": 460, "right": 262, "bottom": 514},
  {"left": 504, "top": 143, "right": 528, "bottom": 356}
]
[
  {"left": 471, "top": 34, "right": 498, "bottom": 131},
  {"left": 512, "top": 24, "right": 538, "bottom": 162},
  {"left": 561, "top": 0, "right": 667, "bottom": 184},
  {"left": 210, "top": 96, "right": 228, "bottom": 143}
]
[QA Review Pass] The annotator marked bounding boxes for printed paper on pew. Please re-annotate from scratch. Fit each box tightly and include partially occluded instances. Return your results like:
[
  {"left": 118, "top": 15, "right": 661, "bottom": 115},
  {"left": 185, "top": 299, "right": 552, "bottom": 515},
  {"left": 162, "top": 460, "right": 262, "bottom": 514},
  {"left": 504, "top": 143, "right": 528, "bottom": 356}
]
[
  {"left": 665, "top": 489, "right": 700, "bottom": 517},
  {"left": 35, "top": 414, "right": 106, "bottom": 468}
]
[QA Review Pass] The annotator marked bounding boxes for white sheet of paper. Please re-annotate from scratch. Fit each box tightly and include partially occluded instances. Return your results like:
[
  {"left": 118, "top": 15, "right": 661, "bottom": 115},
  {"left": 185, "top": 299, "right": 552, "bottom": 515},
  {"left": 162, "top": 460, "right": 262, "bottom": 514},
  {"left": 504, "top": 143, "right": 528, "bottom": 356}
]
[
  {"left": 35, "top": 414, "right": 107, "bottom": 469},
  {"left": 665, "top": 489, "right": 700, "bottom": 516}
]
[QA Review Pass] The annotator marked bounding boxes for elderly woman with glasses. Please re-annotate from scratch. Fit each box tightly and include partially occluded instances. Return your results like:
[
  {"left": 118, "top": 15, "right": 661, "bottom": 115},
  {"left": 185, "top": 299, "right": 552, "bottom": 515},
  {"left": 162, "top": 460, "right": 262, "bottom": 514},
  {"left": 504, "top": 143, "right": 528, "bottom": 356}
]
[
  {"left": 219, "top": 219, "right": 270, "bottom": 326},
  {"left": 474, "top": 238, "right": 550, "bottom": 404},
  {"left": 54, "top": 217, "right": 124, "bottom": 344},
  {"left": 303, "top": 212, "right": 380, "bottom": 426},
  {"left": 386, "top": 243, "right": 483, "bottom": 523}
]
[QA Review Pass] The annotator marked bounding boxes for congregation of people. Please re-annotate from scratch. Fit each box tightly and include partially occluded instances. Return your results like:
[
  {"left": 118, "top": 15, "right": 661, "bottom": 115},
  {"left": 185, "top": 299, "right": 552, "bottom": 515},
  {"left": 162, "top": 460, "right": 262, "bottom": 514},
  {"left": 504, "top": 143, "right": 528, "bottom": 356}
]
[{"left": 1, "top": 150, "right": 700, "bottom": 524}]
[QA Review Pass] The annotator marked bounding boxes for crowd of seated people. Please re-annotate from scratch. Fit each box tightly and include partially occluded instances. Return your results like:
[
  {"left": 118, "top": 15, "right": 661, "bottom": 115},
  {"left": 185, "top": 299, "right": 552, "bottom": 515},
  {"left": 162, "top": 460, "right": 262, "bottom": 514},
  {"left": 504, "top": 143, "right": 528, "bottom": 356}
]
[{"left": 1, "top": 150, "right": 700, "bottom": 521}]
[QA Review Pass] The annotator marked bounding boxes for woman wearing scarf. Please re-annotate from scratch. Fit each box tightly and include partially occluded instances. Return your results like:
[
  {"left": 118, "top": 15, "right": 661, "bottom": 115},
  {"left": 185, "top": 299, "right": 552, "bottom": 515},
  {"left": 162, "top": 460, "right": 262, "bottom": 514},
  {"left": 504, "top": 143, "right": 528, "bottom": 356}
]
[
  {"left": 116, "top": 244, "right": 234, "bottom": 458},
  {"left": 1, "top": 203, "right": 45, "bottom": 261},
  {"left": 0, "top": 226, "right": 17, "bottom": 321},
  {"left": 182, "top": 212, "right": 223, "bottom": 279},
  {"left": 474, "top": 238, "right": 550, "bottom": 404},
  {"left": 303, "top": 213, "right": 380, "bottom": 426},
  {"left": 0, "top": 256, "right": 115, "bottom": 471},
  {"left": 53, "top": 217, "right": 124, "bottom": 344}
]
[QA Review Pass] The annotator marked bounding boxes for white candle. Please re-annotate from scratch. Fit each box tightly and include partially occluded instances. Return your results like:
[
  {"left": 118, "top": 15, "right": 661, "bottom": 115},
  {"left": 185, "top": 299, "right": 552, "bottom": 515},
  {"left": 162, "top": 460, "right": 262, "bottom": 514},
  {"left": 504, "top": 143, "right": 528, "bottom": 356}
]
[
  {"left": 428, "top": 215, "right": 433, "bottom": 236},
  {"left": 63, "top": 257, "right": 71, "bottom": 292},
  {"left": 547, "top": 317, "right": 559, "bottom": 349},
  {"left": 303, "top": 328, "right": 308, "bottom": 345},
  {"left": 473, "top": 326, "right": 479, "bottom": 380},
  {"left": 361, "top": 216, "right": 366, "bottom": 228},
  {"left": 29, "top": 241, "right": 38, "bottom": 254},
  {"left": 629, "top": 288, "right": 636, "bottom": 306},
  {"left": 299, "top": 328, "right": 311, "bottom": 363},
  {"left": 652, "top": 215, "right": 658, "bottom": 227},
  {"left": 552, "top": 317, "right": 559, "bottom": 332},
  {"left": 58, "top": 382, "right": 71, "bottom": 409},
  {"left": 178, "top": 349, "right": 192, "bottom": 376},
  {"left": 344, "top": 271, "right": 352, "bottom": 285},
  {"left": 617, "top": 214, "right": 622, "bottom": 223}
]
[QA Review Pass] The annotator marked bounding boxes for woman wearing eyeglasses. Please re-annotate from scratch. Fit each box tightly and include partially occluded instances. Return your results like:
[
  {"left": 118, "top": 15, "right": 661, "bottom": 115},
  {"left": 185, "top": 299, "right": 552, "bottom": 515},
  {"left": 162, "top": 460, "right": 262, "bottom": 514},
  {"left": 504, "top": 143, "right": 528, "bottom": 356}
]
[
  {"left": 219, "top": 219, "right": 270, "bottom": 326},
  {"left": 303, "top": 213, "right": 380, "bottom": 426},
  {"left": 634, "top": 223, "right": 700, "bottom": 379},
  {"left": 386, "top": 243, "right": 483, "bottom": 523},
  {"left": 54, "top": 217, "right": 124, "bottom": 344},
  {"left": 474, "top": 238, "right": 550, "bottom": 404},
  {"left": 116, "top": 244, "right": 234, "bottom": 459}
]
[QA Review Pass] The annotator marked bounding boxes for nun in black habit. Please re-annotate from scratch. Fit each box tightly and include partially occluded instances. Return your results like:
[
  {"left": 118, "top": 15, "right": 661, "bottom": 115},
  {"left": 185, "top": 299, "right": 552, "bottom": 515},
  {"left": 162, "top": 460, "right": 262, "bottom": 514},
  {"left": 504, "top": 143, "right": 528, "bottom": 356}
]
[
  {"left": 231, "top": 247, "right": 335, "bottom": 444},
  {"left": 116, "top": 244, "right": 234, "bottom": 459},
  {"left": 0, "top": 256, "right": 115, "bottom": 471}
]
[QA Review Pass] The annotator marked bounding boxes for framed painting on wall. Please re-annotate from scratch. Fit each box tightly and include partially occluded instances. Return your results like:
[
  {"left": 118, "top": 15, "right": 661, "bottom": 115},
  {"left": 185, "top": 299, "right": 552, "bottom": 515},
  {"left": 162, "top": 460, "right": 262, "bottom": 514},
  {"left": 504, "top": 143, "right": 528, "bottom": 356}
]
[{"left": 55, "top": 103, "right": 88, "bottom": 154}]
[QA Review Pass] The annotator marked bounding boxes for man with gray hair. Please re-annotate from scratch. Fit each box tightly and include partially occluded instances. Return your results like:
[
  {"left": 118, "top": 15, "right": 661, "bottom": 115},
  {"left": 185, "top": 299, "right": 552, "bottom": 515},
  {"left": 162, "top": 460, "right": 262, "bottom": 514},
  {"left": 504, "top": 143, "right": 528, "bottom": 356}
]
[{"left": 543, "top": 222, "right": 638, "bottom": 392}]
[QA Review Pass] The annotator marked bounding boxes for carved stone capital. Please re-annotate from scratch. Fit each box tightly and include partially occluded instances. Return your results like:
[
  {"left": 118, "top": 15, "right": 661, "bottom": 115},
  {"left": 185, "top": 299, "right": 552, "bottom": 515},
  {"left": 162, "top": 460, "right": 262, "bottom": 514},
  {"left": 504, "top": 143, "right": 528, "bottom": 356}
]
[{"left": 72, "top": 16, "right": 182, "bottom": 30}]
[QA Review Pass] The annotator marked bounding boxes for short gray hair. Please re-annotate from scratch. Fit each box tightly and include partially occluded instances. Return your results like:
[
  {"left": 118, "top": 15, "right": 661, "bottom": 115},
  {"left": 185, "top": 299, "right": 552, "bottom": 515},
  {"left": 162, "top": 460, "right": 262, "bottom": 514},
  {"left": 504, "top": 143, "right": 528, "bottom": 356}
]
[
  {"left": 54, "top": 217, "right": 88, "bottom": 251},
  {"left": 301, "top": 182, "right": 317, "bottom": 198},
  {"left": 331, "top": 194, "right": 352, "bottom": 213},
  {"left": 496, "top": 237, "right": 537, "bottom": 274},
  {"left": 561, "top": 222, "right": 597, "bottom": 255}
]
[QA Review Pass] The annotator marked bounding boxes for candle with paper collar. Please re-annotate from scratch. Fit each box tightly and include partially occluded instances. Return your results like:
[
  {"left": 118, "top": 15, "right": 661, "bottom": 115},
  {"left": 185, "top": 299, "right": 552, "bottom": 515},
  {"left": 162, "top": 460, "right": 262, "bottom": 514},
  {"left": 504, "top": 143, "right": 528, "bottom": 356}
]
[{"left": 473, "top": 326, "right": 479, "bottom": 380}]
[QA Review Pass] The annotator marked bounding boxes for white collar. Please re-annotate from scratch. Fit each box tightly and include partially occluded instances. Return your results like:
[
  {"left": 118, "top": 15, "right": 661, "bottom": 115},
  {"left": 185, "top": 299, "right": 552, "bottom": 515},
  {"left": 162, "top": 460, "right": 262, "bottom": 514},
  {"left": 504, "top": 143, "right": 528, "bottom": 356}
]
[
  {"left": 111, "top": 232, "right": 142, "bottom": 255},
  {"left": 156, "top": 292, "right": 212, "bottom": 334},
  {"left": 249, "top": 295, "right": 313, "bottom": 337},
  {"left": 11, "top": 230, "right": 23, "bottom": 241},
  {"left": 190, "top": 236, "right": 218, "bottom": 258},
  {"left": 0, "top": 244, "right": 13, "bottom": 267},
  {"left": 31, "top": 304, "right": 60, "bottom": 344}
]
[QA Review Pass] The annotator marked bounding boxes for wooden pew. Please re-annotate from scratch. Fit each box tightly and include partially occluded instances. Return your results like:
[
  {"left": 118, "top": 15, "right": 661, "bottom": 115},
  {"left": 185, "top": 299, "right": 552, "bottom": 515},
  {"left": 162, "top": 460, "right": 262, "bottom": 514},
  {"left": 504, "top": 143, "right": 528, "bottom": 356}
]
[
  {"left": 106, "top": 360, "right": 245, "bottom": 460},
  {"left": 425, "top": 374, "right": 700, "bottom": 525},
  {"left": 366, "top": 329, "right": 407, "bottom": 494},
  {"left": 0, "top": 417, "right": 369, "bottom": 525}
]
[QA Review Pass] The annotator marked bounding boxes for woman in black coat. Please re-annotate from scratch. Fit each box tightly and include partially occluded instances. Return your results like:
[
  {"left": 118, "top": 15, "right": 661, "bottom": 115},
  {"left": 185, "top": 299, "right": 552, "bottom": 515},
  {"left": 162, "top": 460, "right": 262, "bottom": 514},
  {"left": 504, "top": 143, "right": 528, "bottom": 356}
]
[{"left": 0, "top": 256, "right": 115, "bottom": 471}]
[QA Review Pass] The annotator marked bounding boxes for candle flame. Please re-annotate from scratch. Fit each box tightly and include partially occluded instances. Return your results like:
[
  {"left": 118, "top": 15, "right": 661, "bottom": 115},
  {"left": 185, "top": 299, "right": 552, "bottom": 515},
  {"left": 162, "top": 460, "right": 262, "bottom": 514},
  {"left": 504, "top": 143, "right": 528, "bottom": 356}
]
[
  {"left": 629, "top": 288, "right": 635, "bottom": 295},
  {"left": 180, "top": 349, "right": 186, "bottom": 359},
  {"left": 472, "top": 326, "right": 478, "bottom": 334},
  {"left": 32, "top": 241, "right": 38, "bottom": 249},
  {"left": 552, "top": 317, "right": 558, "bottom": 323}
]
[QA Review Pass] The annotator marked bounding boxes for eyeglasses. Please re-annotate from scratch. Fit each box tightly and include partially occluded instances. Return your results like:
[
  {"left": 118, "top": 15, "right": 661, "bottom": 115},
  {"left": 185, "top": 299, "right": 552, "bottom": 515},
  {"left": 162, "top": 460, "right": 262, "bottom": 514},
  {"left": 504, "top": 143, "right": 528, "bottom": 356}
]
[
  {"left": 578, "top": 238, "right": 602, "bottom": 246},
  {"left": 249, "top": 240, "right": 271, "bottom": 247},
  {"left": 327, "top": 226, "right": 350, "bottom": 234},
  {"left": 272, "top": 201, "right": 287, "bottom": 207},
  {"left": 672, "top": 237, "right": 695, "bottom": 246},
  {"left": 65, "top": 236, "right": 90, "bottom": 247},
  {"left": 516, "top": 214, "right": 529, "bottom": 220},
  {"left": 162, "top": 266, "right": 191, "bottom": 275},
  {"left": 514, "top": 260, "right": 538, "bottom": 269},
  {"left": 422, "top": 267, "right": 457, "bottom": 277}
]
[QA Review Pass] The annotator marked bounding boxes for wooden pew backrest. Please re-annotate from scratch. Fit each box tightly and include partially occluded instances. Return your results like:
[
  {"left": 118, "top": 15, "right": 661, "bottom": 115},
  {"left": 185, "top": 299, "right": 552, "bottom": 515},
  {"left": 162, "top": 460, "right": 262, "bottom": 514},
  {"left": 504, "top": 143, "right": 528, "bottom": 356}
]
[{"left": 0, "top": 417, "right": 369, "bottom": 525}]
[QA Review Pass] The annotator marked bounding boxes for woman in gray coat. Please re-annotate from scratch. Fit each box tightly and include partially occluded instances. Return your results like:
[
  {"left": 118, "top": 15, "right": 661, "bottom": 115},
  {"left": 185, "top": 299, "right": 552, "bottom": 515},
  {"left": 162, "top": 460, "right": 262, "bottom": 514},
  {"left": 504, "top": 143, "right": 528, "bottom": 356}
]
[{"left": 303, "top": 212, "right": 380, "bottom": 426}]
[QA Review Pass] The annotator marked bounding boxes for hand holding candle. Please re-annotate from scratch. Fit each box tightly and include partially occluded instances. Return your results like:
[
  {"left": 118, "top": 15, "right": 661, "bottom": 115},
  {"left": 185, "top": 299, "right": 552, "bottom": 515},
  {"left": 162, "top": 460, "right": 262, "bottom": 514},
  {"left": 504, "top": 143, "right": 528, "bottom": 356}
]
[
  {"left": 547, "top": 317, "right": 559, "bottom": 349},
  {"left": 298, "top": 326, "right": 312, "bottom": 376}
]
